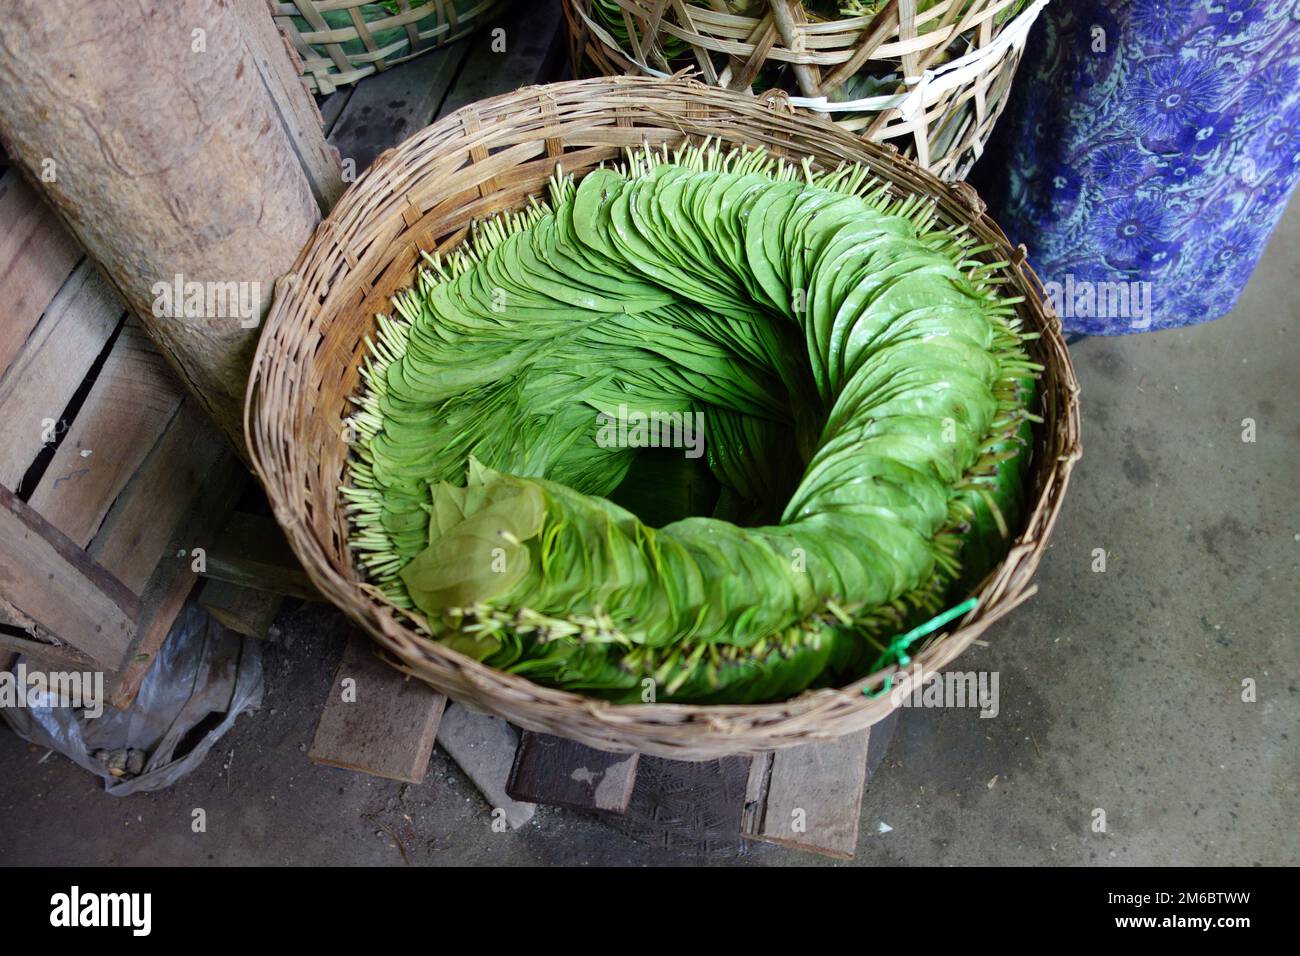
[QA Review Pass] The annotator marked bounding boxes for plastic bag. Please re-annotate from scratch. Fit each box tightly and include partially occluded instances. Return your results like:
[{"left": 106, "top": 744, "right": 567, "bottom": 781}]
[{"left": 1, "top": 603, "right": 263, "bottom": 796}]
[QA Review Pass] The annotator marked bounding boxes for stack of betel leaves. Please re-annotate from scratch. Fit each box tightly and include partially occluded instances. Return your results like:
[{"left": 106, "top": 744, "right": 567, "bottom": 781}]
[{"left": 343, "top": 142, "right": 1041, "bottom": 704}]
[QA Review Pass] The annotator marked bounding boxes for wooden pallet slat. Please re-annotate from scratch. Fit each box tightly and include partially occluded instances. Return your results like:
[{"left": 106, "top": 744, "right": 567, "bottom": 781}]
[
  {"left": 0, "top": 170, "right": 83, "bottom": 375},
  {"left": 0, "top": 484, "right": 137, "bottom": 670},
  {"left": 742, "top": 728, "right": 874, "bottom": 860},
  {"left": 0, "top": 260, "right": 124, "bottom": 491},
  {"left": 608, "top": 754, "right": 755, "bottom": 853},
  {"left": 0, "top": 591, "right": 52, "bottom": 640},
  {"left": 27, "top": 319, "right": 185, "bottom": 548},
  {"left": 0, "top": 631, "right": 100, "bottom": 671},
  {"left": 89, "top": 399, "right": 234, "bottom": 593},
  {"left": 309, "top": 632, "right": 447, "bottom": 784},
  {"left": 0, "top": 161, "right": 245, "bottom": 691},
  {"left": 507, "top": 731, "right": 640, "bottom": 813},
  {"left": 105, "top": 430, "right": 246, "bottom": 710}
]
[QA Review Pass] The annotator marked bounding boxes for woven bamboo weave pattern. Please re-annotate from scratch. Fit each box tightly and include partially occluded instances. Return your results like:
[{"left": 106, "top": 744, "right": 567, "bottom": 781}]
[
  {"left": 272, "top": 0, "right": 503, "bottom": 93},
  {"left": 563, "top": 0, "right": 1046, "bottom": 180}
]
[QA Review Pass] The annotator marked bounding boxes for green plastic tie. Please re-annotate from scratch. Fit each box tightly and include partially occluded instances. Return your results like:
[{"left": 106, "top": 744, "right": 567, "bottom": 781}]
[{"left": 864, "top": 597, "right": 980, "bottom": 698}]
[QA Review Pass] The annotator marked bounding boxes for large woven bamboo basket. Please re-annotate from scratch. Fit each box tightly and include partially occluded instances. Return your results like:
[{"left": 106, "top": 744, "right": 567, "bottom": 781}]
[
  {"left": 563, "top": 0, "right": 1047, "bottom": 181},
  {"left": 271, "top": 0, "right": 503, "bottom": 94},
  {"left": 246, "top": 76, "right": 1080, "bottom": 759}
]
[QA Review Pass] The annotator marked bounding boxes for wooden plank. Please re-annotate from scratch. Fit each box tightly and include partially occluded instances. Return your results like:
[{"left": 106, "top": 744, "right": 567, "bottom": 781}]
[
  {"left": 233, "top": 0, "right": 343, "bottom": 211},
  {"left": 27, "top": 319, "right": 184, "bottom": 548},
  {"left": 0, "top": 484, "right": 137, "bottom": 669},
  {"left": 198, "top": 579, "right": 282, "bottom": 638},
  {"left": 742, "top": 728, "right": 873, "bottom": 860},
  {"left": 0, "top": 631, "right": 99, "bottom": 672},
  {"left": 327, "top": 37, "right": 471, "bottom": 175},
  {"left": 0, "top": 170, "right": 82, "bottom": 375},
  {"left": 506, "top": 730, "right": 639, "bottom": 813},
  {"left": 104, "top": 430, "right": 245, "bottom": 710},
  {"left": 0, "top": 592, "right": 54, "bottom": 643},
  {"left": 106, "top": 576, "right": 198, "bottom": 711},
  {"left": 740, "top": 752, "right": 772, "bottom": 840},
  {"left": 436, "top": 703, "right": 536, "bottom": 829},
  {"left": 608, "top": 755, "right": 753, "bottom": 853},
  {"left": 309, "top": 632, "right": 447, "bottom": 783},
  {"left": 435, "top": 2, "right": 565, "bottom": 119},
  {"left": 0, "top": 595, "right": 98, "bottom": 668},
  {"left": 201, "top": 512, "right": 322, "bottom": 601},
  {"left": 89, "top": 399, "right": 232, "bottom": 593},
  {"left": 0, "top": 260, "right": 124, "bottom": 490}
]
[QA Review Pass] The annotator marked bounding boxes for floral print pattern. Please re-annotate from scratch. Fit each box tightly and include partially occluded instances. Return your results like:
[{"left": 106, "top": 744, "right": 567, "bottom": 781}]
[{"left": 972, "top": 0, "right": 1300, "bottom": 334}]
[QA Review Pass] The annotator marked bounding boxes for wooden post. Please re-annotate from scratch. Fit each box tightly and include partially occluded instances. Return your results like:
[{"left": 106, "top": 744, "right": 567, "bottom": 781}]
[{"left": 0, "top": 0, "right": 341, "bottom": 455}]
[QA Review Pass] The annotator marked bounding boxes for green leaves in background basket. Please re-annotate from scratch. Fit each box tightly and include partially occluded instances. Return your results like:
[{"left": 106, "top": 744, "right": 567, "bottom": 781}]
[
  {"left": 293, "top": 1, "right": 482, "bottom": 59},
  {"left": 589, "top": 0, "right": 690, "bottom": 59},
  {"left": 344, "top": 142, "right": 1041, "bottom": 704}
]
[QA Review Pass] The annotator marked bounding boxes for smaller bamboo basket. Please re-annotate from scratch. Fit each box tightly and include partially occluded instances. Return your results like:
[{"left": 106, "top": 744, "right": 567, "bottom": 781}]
[
  {"left": 563, "top": 0, "right": 1047, "bottom": 181},
  {"left": 271, "top": 0, "right": 503, "bottom": 94},
  {"left": 246, "top": 77, "right": 1081, "bottom": 759}
]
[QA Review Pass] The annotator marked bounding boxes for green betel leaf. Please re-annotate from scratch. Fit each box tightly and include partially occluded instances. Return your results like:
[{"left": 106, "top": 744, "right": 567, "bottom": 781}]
[
  {"left": 401, "top": 464, "right": 544, "bottom": 609},
  {"left": 346, "top": 143, "right": 1040, "bottom": 704}
]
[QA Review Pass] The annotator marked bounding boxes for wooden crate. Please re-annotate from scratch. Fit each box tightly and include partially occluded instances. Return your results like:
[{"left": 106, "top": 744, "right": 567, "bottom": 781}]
[{"left": 0, "top": 166, "right": 243, "bottom": 706}]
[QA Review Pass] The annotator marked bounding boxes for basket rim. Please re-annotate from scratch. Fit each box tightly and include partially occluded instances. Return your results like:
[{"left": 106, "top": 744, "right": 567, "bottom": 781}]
[{"left": 245, "top": 75, "right": 1081, "bottom": 756}]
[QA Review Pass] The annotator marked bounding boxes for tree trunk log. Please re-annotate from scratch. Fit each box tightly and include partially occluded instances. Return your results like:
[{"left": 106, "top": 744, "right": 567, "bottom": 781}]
[{"left": 0, "top": 0, "right": 336, "bottom": 457}]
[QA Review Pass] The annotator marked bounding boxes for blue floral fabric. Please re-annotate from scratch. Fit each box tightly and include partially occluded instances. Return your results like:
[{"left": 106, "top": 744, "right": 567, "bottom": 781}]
[{"left": 971, "top": 0, "right": 1300, "bottom": 335}]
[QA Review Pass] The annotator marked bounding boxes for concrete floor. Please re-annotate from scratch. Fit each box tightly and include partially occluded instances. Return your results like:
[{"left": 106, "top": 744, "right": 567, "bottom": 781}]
[{"left": 1, "top": 197, "right": 1296, "bottom": 868}]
